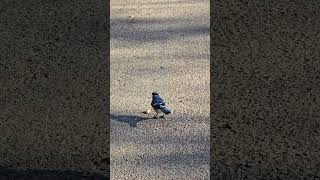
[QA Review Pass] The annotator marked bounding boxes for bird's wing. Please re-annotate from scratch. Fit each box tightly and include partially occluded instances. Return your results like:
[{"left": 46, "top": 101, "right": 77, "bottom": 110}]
[
  {"left": 158, "top": 102, "right": 166, "bottom": 109},
  {"left": 152, "top": 102, "right": 160, "bottom": 108},
  {"left": 151, "top": 95, "right": 166, "bottom": 108},
  {"left": 152, "top": 101, "right": 166, "bottom": 109}
]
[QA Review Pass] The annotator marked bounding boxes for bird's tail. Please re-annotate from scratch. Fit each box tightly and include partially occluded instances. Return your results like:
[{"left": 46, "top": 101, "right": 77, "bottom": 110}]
[{"left": 161, "top": 107, "right": 171, "bottom": 115}]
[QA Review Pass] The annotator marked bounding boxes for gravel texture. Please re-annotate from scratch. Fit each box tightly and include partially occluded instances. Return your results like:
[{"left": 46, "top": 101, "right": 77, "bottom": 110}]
[
  {"left": 1, "top": 0, "right": 109, "bottom": 179},
  {"left": 211, "top": 1, "right": 320, "bottom": 179},
  {"left": 0, "top": 166, "right": 107, "bottom": 180},
  {"left": 110, "top": 0, "right": 210, "bottom": 179}
]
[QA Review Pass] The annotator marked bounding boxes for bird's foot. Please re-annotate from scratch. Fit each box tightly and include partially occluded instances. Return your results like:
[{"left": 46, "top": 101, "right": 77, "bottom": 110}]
[{"left": 160, "top": 115, "right": 165, "bottom": 119}]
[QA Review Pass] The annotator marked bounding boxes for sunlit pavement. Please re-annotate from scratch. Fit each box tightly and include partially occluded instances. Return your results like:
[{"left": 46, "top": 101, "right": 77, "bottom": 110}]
[{"left": 111, "top": 0, "right": 210, "bottom": 179}]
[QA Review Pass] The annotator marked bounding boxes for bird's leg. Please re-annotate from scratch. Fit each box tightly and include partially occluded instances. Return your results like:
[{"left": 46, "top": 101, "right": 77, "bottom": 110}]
[
  {"left": 153, "top": 112, "right": 158, "bottom": 119},
  {"left": 160, "top": 112, "right": 165, "bottom": 119}
]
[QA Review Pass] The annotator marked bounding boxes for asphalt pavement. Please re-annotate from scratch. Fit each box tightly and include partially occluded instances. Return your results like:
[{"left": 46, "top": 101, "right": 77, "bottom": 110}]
[{"left": 110, "top": 0, "right": 210, "bottom": 179}]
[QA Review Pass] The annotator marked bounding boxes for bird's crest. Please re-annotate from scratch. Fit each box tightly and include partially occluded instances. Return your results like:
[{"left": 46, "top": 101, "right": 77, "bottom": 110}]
[{"left": 152, "top": 92, "right": 159, "bottom": 96}]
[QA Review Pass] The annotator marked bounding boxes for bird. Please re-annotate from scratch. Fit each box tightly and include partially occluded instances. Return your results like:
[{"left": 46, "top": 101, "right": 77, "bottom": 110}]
[{"left": 151, "top": 92, "right": 171, "bottom": 119}]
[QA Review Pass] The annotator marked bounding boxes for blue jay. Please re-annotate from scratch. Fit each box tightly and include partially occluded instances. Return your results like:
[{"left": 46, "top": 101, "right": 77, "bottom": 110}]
[{"left": 151, "top": 92, "right": 171, "bottom": 119}]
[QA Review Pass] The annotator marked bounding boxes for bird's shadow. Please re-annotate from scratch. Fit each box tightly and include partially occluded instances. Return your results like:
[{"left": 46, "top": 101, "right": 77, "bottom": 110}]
[{"left": 111, "top": 114, "right": 153, "bottom": 127}]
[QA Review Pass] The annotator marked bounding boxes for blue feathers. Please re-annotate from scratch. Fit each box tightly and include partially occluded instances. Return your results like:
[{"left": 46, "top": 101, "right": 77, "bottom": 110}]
[
  {"left": 151, "top": 92, "right": 171, "bottom": 116},
  {"left": 161, "top": 107, "right": 171, "bottom": 114}
]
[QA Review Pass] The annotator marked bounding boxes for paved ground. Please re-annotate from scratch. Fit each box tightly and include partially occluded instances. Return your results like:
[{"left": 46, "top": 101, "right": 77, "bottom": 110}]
[
  {"left": 210, "top": 1, "right": 320, "bottom": 179},
  {"left": 110, "top": 0, "right": 210, "bottom": 179},
  {"left": 1, "top": 1, "right": 109, "bottom": 179}
]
